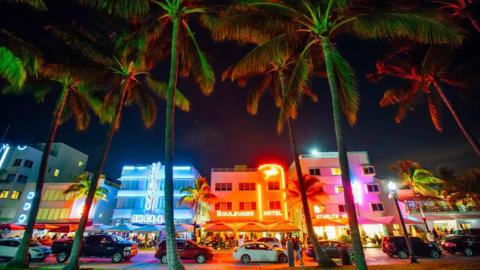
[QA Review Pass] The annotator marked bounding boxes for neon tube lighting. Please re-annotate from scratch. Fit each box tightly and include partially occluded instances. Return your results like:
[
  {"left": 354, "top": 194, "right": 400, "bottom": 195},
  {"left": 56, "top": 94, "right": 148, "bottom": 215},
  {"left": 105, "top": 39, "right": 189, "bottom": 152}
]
[
  {"left": 173, "top": 166, "right": 192, "bottom": 170},
  {"left": 0, "top": 146, "right": 10, "bottom": 169},
  {"left": 17, "top": 145, "right": 27, "bottom": 151},
  {"left": 257, "top": 183, "right": 263, "bottom": 221}
]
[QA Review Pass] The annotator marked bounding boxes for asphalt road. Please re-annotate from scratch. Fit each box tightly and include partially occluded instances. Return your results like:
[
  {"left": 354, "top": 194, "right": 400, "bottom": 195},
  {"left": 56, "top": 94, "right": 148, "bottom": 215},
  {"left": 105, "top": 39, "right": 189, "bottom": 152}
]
[{"left": 3, "top": 248, "right": 480, "bottom": 269}]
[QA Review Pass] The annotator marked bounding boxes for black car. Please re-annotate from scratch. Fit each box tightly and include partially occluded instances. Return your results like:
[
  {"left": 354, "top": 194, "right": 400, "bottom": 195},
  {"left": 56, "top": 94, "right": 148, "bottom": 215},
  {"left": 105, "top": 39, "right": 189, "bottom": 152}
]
[
  {"left": 442, "top": 235, "right": 480, "bottom": 257},
  {"left": 51, "top": 234, "right": 138, "bottom": 263},
  {"left": 155, "top": 239, "right": 214, "bottom": 264},
  {"left": 305, "top": 241, "right": 352, "bottom": 258},
  {"left": 382, "top": 236, "right": 442, "bottom": 259}
]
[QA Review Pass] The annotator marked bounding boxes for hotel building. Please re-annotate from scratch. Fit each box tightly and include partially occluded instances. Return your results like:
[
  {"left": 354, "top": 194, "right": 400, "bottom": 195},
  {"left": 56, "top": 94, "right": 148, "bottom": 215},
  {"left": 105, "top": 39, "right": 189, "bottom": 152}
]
[
  {"left": 209, "top": 164, "right": 289, "bottom": 226},
  {"left": 112, "top": 162, "right": 208, "bottom": 225}
]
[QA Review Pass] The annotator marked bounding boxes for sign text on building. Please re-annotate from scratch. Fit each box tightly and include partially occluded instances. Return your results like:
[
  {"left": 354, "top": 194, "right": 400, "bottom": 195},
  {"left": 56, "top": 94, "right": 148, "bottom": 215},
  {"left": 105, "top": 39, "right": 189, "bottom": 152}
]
[
  {"left": 263, "top": 210, "right": 283, "bottom": 216},
  {"left": 131, "top": 214, "right": 165, "bottom": 224},
  {"left": 216, "top": 211, "right": 255, "bottom": 217},
  {"left": 315, "top": 213, "right": 348, "bottom": 219}
]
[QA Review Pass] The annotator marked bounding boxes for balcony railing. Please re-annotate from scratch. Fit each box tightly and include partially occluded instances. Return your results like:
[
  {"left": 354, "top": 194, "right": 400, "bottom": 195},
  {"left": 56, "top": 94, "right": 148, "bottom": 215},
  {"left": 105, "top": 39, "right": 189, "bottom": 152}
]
[{"left": 406, "top": 205, "right": 480, "bottom": 214}]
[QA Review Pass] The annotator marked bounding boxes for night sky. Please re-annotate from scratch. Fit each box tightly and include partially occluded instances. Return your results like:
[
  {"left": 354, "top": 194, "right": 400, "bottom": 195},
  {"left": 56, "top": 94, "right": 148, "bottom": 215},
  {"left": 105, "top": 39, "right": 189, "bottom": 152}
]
[{"left": 1, "top": 1, "right": 479, "bottom": 180}]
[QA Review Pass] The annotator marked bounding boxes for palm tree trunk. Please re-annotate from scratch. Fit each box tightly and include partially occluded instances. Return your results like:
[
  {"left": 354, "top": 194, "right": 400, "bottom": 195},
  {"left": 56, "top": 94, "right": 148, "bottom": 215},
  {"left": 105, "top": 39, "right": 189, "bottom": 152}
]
[
  {"left": 322, "top": 38, "right": 367, "bottom": 270},
  {"left": 7, "top": 86, "right": 69, "bottom": 269},
  {"left": 431, "top": 80, "right": 480, "bottom": 157},
  {"left": 410, "top": 187, "right": 430, "bottom": 232},
  {"left": 164, "top": 14, "right": 184, "bottom": 270},
  {"left": 192, "top": 203, "right": 198, "bottom": 242},
  {"left": 278, "top": 70, "right": 336, "bottom": 267},
  {"left": 63, "top": 79, "right": 131, "bottom": 270}
]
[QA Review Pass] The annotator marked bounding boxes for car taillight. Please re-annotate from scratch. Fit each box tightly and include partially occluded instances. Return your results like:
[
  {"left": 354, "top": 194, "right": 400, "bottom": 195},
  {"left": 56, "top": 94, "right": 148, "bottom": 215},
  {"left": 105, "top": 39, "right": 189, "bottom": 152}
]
[{"left": 445, "top": 242, "right": 456, "bottom": 247}]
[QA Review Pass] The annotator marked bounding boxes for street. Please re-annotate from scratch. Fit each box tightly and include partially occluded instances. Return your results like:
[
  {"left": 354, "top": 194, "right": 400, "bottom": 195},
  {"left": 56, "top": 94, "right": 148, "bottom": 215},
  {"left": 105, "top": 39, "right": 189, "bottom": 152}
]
[{"left": 11, "top": 248, "right": 480, "bottom": 270}]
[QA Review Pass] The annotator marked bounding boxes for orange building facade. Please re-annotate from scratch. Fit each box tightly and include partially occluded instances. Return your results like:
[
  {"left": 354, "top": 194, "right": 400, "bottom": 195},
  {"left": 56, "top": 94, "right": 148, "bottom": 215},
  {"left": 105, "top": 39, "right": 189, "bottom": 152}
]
[{"left": 209, "top": 164, "right": 288, "bottom": 226}]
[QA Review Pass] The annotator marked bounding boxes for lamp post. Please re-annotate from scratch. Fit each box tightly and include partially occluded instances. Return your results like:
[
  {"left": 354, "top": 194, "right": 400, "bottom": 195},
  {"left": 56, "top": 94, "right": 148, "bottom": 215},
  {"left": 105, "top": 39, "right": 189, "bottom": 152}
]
[{"left": 388, "top": 181, "right": 418, "bottom": 263}]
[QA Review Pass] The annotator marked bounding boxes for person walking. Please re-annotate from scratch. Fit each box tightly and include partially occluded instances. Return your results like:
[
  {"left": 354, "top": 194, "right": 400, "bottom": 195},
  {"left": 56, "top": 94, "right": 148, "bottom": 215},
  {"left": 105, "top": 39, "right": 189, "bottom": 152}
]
[{"left": 293, "top": 237, "right": 304, "bottom": 266}]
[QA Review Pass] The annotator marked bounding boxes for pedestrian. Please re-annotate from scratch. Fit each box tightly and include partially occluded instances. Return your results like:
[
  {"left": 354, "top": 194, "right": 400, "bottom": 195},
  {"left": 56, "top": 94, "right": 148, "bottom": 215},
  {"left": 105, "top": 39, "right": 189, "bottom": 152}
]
[
  {"left": 432, "top": 228, "right": 439, "bottom": 241},
  {"left": 293, "top": 237, "right": 304, "bottom": 266},
  {"left": 373, "top": 234, "right": 380, "bottom": 246},
  {"left": 238, "top": 235, "right": 244, "bottom": 247}
]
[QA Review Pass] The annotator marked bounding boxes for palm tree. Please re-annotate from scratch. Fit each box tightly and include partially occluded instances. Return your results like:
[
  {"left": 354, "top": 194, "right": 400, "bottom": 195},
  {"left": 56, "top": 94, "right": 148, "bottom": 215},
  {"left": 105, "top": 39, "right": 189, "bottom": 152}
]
[
  {"left": 368, "top": 46, "right": 480, "bottom": 157},
  {"left": 440, "top": 166, "right": 480, "bottom": 210},
  {"left": 434, "top": 0, "right": 480, "bottom": 32},
  {"left": 6, "top": 68, "right": 100, "bottom": 269},
  {"left": 0, "top": 46, "right": 26, "bottom": 88},
  {"left": 391, "top": 160, "right": 444, "bottom": 231},
  {"left": 63, "top": 172, "right": 109, "bottom": 202},
  {"left": 178, "top": 177, "right": 216, "bottom": 241},
  {"left": 286, "top": 175, "right": 328, "bottom": 208},
  {"left": 213, "top": 1, "right": 462, "bottom": 269}
]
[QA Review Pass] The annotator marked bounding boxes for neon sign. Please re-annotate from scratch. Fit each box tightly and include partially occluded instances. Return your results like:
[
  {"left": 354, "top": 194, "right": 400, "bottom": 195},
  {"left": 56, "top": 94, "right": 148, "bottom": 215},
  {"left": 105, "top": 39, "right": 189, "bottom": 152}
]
[
  {"left": 216, "top": 211, "right": 255, "bottom": 217},
  {"left": 316, "top": 213, "right": 348, "bottom": 219},
  {"left": 0, "top": 144, "right": 10, "bottom": 169},
  {"left": 352, "top": 181, "right": 363, "bottom": 205},
  {"left": 17, "top": 145, "right": 27, "bottom": 151},
  {"left": 261, "top": 167, "right": 279, "bottom": 179},
  {"left": 258, "top": 164, "right": 288, "bottom": 220},
  {"left": 131, "top": 214, "right": 164, "bottom": 224},
  {"left": 145, "top": 163, "right": 160, "bottom": 211},
  {"left": 263, "top": 210, "right": 283, "bottom": 216},
  {"left": 17, "top": 191, "right": 35, "bottom": 224}
]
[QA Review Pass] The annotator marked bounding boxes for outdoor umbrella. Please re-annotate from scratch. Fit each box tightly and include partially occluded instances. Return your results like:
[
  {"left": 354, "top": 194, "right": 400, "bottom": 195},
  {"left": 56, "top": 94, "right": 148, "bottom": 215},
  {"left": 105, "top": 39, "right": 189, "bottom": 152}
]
[
  {"left": 106, "top": 224, "right": 140, "bottom": 232},
  {"left": 204, "top": 222, "right": 235, "bottom": 232},
  {"left": 175, "top": 224, "right": 193, "bottom": 233},
  {"left": 356, "top": 217, "right": 383, "bottom": 225},
  {"left": 237, "top": 222, "right": 267, "bottom": 232},
  {"left": 312, "top": 219, "right": 345, "bottom": 227},
  {"left": 133, "top": 224, "right": 164, "bottom": 232},
  {"left": 267, "top": 222, "right": 300, "bottom": 232},
  {"left": 85, "top": 224, "right": 113, "bottom": 232}
]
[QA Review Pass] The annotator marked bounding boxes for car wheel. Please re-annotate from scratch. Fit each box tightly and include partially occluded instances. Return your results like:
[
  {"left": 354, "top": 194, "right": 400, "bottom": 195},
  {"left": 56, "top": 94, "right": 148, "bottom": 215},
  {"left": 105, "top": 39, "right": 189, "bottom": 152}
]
[
  {"left": 278, "top": 254, "right": 287, "bottom": 263},
  {"left": 241, "top": 254, "right": 251, "bottom": 264},
  {"left": 398, "top": 250, "right": 409, "bottom": 259},
  {"left": 112, "top": 252, "right": 123, "bottom": 263},
  {"left": 430, "top": 250, "right": 440, "bottom": 258},
  {"left": 196, "top": 254, "right": 206, "bottom": 264},
  {"left": 56, "top": 252, "right": 69, "bottom": 263},
  {"left": 160, "top": 254, "right": 168, "bottom": 264},
  {"left": 387, "top": 253, "right": 394, "bottom": 258},
  {"left": 464, "top": 247, "right": 474, "bottom": 257}
]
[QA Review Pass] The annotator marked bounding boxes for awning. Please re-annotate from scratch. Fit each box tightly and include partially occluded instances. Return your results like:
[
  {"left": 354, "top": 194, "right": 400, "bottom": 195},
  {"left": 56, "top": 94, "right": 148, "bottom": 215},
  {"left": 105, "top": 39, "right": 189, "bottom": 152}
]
[
  {"left": 313, "top": 219, "right": 345, "bottom": 227},
  {"left": 237, "top": 222, "right": 267, "bottom": 232},
  {"left": 49, "top": 225, "right": 78, "bottom": 233},
  {"left": 0, "top": 223, "right": 25, "bottom": 230},
  {"left": 133, "top": 224, "right": 164, "bottom": 232},
  {"left": 85, "top": 224, "right": 113, "bottom": 232},
  {"left": 397, "top": 189, "right": 444, "bottom": 201},
  {"left": 204, "top": 222, "right": 235, "bottom": 232},
  {"left": 267, "top": 222, "right": 300, "bottom": 232},
  {"left": 379, "top": 216, "right": 423, "bottom": 225},
  {"left": 105, "top": 224, "right": 140, "bottom": 232},
  {"left": 175, "top": 224, "right": 193, "bottom": 233},
  {"left": 356, "top": 217, "right": 383, "bottom": 225}
]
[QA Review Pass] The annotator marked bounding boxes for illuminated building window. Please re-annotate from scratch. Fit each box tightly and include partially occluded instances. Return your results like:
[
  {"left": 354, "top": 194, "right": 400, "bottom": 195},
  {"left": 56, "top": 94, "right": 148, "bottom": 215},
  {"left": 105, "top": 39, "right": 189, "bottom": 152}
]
[
  {"left": 23, "top": 160, "right": 34, "bottom": 168},
  {"left": 267, "top": 181, "right": 280, "bottom": 190},
  {"left": 54, "top": 169, "right": 60, "bottom": 177},
  {"left": 335, "top": 186, "right": 344, "bottom": 193},
  {"left": 371, "top": 203, "right": 384, "bottom": 212},
  {"left": 13, "top": 159, "right": 22, "bottom": 167},
  {"left": 60, "top": 208, "right": 68, "bottom": 219},
  {"left": 78, "top": 161, "right": 84, "bottom": 167},
  {"left": 269, "top": 201, "right": 281, "bottom": 210},
  {"left": 331, "top": 168, "right": 342, "bottom": 176},
  {"left": 17, "top": 175, "right": 28, "bottom": 184},
  {"left": 0, "top": 190, "right": 9, "bottom": 199},
  {"left": 11, "top": 191, "right": 20, "bottom": 200},
  {"left": 38, "top": 208, "right": 48, "bottom": 220},
  {"left": 309, "top": 168, "right": 321, "bottom": 176},
  {"left": 362, "top": 166, "right": 375, "bottom": 175},
  {"left": 6, "top": 174, "right": 16, "bottom": 182},
  {"left": 239, "top": 202, "right": 256, "bottom": 210},
  {"left": 215, "top": 182, "right": 232, "bottom": 191},
  {"left": 313, "top": 205, "right": 325, "bottom": 214},
  {"left": 239, "top": 182, "right": 256, "bottom": 191},
  {"left": 367, "top": 184, "right": 380, "bottom": 193},
  {"left": 214, "top": 202, "right": 232, "bottom": 211},
  {"left": 338, "top": 204, "right": 346, "bottom": 213}
]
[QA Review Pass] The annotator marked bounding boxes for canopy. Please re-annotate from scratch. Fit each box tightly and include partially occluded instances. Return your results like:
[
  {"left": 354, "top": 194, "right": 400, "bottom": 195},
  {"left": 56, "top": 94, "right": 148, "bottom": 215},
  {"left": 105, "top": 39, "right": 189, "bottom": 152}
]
[
  {"left": 313, "top": 219, "right": 345, "bottom": 227},
  {"left": 133, "top": 224, "right": 164, "bottom": 232},
  {"left": 204, "top": 222, "right": 235, "bottom": 232},
  {"left": 49, "top": 225, "right": 77, "bottom": 233},
  {"left": 268, "top": 222, "right": 300, "bottom": 232},
  {"left": 237, "top": 222, "right": 267, "bottom": 232},
  {"left": 175, "top": 224, "right": 193, "bottom": 233},
  {"left": 381, "top": 216, "right": 424, "bottom": 225},
  {"left": 356, "top": 217, "right": 384, "bottom": 225},
  {"left": 397, "top": 189, "right": 444, "bottom": 201},
  {"left": 106, "top": 224, "right": 140, "bottom": 232},
  {"left": 0, "top": 223, "right": 25, "bottom": 230},
  {"left": 85, "top": 224, "right": 113, "bottom": 232}
]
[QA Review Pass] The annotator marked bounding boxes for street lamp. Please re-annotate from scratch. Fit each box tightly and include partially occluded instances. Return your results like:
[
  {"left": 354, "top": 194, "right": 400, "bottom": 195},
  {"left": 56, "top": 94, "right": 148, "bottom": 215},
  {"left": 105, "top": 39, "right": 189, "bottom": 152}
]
[
  {"left": 310, "top": 148, "right": 320, "bottom": 156},
  {"left": 388, "top": 181, "right": 418, "bottom": 263}
]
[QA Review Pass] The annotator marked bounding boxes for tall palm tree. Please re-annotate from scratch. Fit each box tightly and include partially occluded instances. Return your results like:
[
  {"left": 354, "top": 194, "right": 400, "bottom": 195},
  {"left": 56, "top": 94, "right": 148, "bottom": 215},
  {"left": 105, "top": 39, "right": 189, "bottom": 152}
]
[
  {"left": 63, "top": 172, "right": 109, "bottom": 202},
  {"left": 435, "top": 0, "right": 480, "bottom": 32},
  {"left": 211, "top": 1, "right": 463, "bottom": 268},
  {"left": 368, "top": 46, "right": 480, "bottom": 157},
  {"left": 391, "top": 160, "right": 444, "bottom": 231},
  {"left": 6, "top": 68, "right": 101, "bottom": 269},
  {"left": 178, "top": 177, "right": 216, "bottom": 241},
  {"left": 0, "top": 46, "right": 26, "bottom": 88},
  {"left": 286, "top": 175, "right": 328, "bottom": 208}
]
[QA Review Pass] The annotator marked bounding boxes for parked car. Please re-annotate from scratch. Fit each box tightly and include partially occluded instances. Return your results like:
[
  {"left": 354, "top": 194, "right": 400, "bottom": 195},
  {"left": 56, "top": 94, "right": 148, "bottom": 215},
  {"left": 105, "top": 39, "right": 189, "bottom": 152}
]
[
  {"left": 233, "top": 242, "right": 288, "bottom": 264},
  {"left": 0, "top": 239, "right": 51, "bottom": 261},
  {"left": 51, "top": 234, "right": 138, "bottom": 263},
  {"left": 442, "top": 235, "right": 480, "bottom": 256},
  {"left": 257, "top": 237, "right": 282, "bottom": 248},
  {"left": 305, "top": 240, "right": 352, "bottom": 258},
  {"left": 155, "top": 239, "right": 213, "bottom": 264},
  {"left": 382, "top": 236, "right": 442, "bottom": 259}
]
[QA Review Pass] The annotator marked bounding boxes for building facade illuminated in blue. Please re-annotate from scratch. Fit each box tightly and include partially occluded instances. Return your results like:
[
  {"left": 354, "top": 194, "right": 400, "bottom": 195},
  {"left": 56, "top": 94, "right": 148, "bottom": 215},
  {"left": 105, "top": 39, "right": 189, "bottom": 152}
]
[{"left": 112, "top": 162, "right": 202, "bottom": 225}]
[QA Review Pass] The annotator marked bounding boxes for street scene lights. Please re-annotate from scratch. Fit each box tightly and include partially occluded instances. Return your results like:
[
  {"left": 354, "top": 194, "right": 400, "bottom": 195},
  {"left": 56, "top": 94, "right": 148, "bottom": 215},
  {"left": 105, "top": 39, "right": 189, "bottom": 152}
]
[{"left": 388, "top": 181, "right": 418, "bottom": 263}]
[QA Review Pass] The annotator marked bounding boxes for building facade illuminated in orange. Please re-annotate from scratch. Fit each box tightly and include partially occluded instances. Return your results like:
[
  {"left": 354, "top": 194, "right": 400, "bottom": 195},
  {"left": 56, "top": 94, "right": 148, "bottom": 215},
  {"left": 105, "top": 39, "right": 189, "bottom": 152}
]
[{"left": 209, "top": 164, "right": 288, "bottom": 225}]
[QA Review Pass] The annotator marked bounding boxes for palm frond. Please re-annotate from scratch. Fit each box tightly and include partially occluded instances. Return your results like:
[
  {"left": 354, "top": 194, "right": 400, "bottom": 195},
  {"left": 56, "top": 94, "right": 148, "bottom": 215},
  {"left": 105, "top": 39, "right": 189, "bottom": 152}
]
[
  {"left": 246, "top": 73, "right": 273, "bottom": 115},
  {"left": 0, "top": 46, "right": 27, "bottom": 88},
  {"left": 0, "top": 29, "right": 43, "bottom": 76},
  {"left": 79, "top": 0, "right": 149, "bottom": 18},
  {"left": 427, "top": 95, "right": 443, "bottom": 131},
  {"left": 131, "top": 87, "right": 157, "bottom": 128},
  {"left": 2, "top": 0, "right": 47, "bottom": 10},
  {"left": 145, "top": 76, "right": 190, "bottom": 112}
]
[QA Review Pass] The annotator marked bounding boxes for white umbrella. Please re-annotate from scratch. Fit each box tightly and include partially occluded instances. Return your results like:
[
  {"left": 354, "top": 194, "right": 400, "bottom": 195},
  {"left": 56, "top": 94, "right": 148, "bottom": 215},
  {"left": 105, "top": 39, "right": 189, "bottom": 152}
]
[
  {"left": 133, "top": 224, "right": 164, "bottom": 232},
  {"left": 106, "top": 224, "right": 140, "bottom": 232}
]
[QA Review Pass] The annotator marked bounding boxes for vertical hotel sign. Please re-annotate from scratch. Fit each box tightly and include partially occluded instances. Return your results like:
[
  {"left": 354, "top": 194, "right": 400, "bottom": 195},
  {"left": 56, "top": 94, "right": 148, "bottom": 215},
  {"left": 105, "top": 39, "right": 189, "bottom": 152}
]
[
  {"left": 145, "top": 162, "right": 160, "bottom": 212},
  {"left": 258, "top": 164, "right": 288, "bottom": 220}
]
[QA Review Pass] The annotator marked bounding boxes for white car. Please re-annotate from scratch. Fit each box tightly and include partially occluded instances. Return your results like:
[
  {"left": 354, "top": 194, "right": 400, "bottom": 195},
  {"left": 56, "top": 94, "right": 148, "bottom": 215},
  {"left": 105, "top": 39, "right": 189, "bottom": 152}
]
[
  {"left": 257, "top": 237, "right": 282, "bottom": 248},
  {"left": 233, "top": 242, "right": 288, "bottom": 264},
  {"left": 0, "top": 239, "right": 51, "bottom": 261}
]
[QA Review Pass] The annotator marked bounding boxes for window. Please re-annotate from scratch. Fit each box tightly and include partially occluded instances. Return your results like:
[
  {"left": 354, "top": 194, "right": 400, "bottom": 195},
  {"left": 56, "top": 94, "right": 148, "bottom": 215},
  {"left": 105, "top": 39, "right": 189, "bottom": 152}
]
[
  {"left": 268, "top": 181, "right": 280, "bottom": 190},
  {"left": 309, "top": 168, "right": 321, "bottom": 176},
  {"left": 371, "top": 203, "right": 384, "bottom": 212},
  {"left": 269, "top": 201, "right": 281, "bottom": 210},
  {"left": 6, "top": 174, "right": 16, "bottom": 182},
  {"left": 54, "top": 169, "right": 60, "bottom": 177},
  {"left": 313, "top": 205, "right": 325, "bottom": 214},
  {"left": 17, "top": 175, "right": 28, "bottom": 183},
  {"left": 214, "top": 202, "right": 232, "bottom": 211},
  {"left": 23, "top": 160, "right": 34, "bottom": 168},
  {"left": 362, "top": 166, "right": 375, "bottom": 175},
  {"left": 239, "top": 182, "right": 256, "bottom": 191},
  {"left": 11, "top": 191, "right": 20, "bottom": 200},
  {"left": 215, "top": 182, "right": 232, "bottom": 191},
  {"left": 78, "top": 161, "right": 84, "bottom": 167},
  {"left": 367, "top": 184, "right": 380, "bottom": 193},
  {"left": 335, "top": 186, "right": 344, "bottom": 193},
  {"left": 331, "top": 168, "right": 342, "bottom": 176},
  {"left": 239, "top": 202, "right": 256, "bottom": 210},
  {"left": 338, "top": 204, "right": 346, "bottom": 213},
  {"left": 13, "top": 159, "right": 22, "bottom": 167},
  {"left": 0, "top": 190, "right": 9, "bottom": 199}
]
